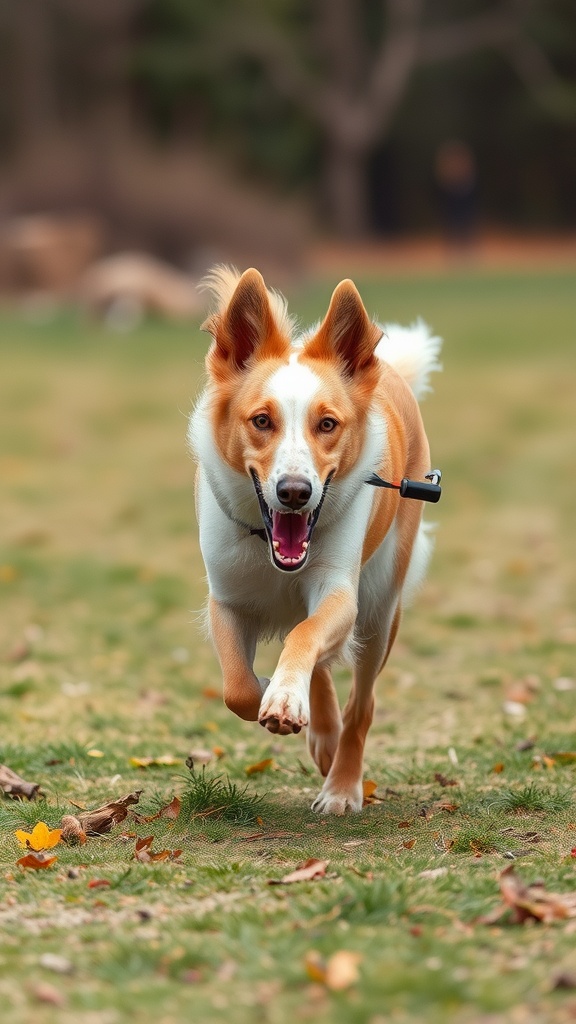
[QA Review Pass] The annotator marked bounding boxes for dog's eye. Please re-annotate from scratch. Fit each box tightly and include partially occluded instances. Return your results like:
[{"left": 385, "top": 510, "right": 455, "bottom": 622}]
[
  {"left": 318, "top": 417, "right": 338, "bottom": 433},
  {"left": 252, "top": 414, "right": 272, "bottom": 430}
]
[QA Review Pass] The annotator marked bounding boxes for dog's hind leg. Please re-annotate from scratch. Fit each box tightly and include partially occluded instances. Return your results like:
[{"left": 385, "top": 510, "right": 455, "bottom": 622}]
[
  {"left": 307, "top": 664, "right": 342, "bottom": 777},
  {"left": 209, "top": 597, "right": 265, "bottom": 721},
  {"left": 311, "top": 603, "right": 401, "bottom": 814}
]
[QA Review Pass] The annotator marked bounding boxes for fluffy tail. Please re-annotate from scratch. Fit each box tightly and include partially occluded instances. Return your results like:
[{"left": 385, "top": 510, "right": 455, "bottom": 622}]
[{"left": 375, "top": 319, "right": 442, "bottom": 400}]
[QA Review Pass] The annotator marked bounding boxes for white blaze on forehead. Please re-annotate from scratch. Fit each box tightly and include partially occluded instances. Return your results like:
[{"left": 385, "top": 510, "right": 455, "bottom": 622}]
[{"left": 266, "top": 356, "right": 323, "bottom": 496}]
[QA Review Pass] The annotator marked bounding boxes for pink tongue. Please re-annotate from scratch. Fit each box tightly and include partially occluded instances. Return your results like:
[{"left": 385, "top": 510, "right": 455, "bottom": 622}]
[{"left": 272, "top": 512, "right": 309, "bottom": 558}]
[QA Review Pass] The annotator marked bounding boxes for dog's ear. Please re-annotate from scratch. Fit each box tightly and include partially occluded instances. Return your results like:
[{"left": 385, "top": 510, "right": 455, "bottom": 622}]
[
  {"left": 304, "top": 279, "right": 381, "bottom": 375},
  {"left": 203, "top": 268, "right": 289, "bottom": 375}
]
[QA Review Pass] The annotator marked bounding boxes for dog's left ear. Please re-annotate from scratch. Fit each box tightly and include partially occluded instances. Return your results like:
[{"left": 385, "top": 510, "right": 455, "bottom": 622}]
[
  {"left": 203, "top": 268, "right": 289, "bottom": 375},
  {"left": 304, "top": 280, "right": 382, "bottom": 375}
]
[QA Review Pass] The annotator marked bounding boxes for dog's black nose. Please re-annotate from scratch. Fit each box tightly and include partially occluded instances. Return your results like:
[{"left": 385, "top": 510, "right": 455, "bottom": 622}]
[{"left": 276, "top": 475, "right": 312, "bottom": 510}]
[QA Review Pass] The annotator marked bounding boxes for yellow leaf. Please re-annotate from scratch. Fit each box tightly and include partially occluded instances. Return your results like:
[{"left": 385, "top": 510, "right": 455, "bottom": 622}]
[
  {"left": 245, "top": 758, "right": 275, "bottom": 776},
  {"left": 130, "top": 754, "right": 181, "bottom": 768},
  {"left": 15, "top": 822, "right": 62, "bottom": 851},
  {"left": 86, "top": 749, "right": 104, "bottom": 758},
  {"left": 491, "top": 762, "right": 505, "bottom": 774},
  {"left": 362, "top": 780, "right": 378, "bottom": 798}
]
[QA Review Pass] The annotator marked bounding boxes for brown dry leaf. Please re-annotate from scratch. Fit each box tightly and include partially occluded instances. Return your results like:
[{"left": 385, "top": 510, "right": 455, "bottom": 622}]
[
  {"left": 245, "top": 758, "right": 275, "bottom": 776},
  {"left": 130, "top": 754, "right": 181, "bottom": 769},
  {"left": 492, "top": 762, "right": 505, "bottom": 774},
  {"left": 202, "top": 687, "right": 221, "bottom": 700},
  {"left": 87, "top": 879, "right": 111, "bottom": 889},
  {"left": 133, "top": 836, "right": 182, "bottom": 863},
  {"left": 434, "top": 773, "right": 458, "bottom": 787},
  {"left": 0, "top": 763, "right": 40, "bottom": 800},
  {"left": 60, "top": 815, "right": 87, "bottom": 845},
  {"left": 71, "top": 790, "right": 142, "bottom": 836},
  {"left": 481, "top": 865, "right": 576, "bottom": 925},
  {"left": 433, "top": 800, "right": 459, "bottom": 813},
  {"left": 551, "top": 752, "right": 576, "bottom": 765},
  {"left": 398, "top": 820, "right": 413, "bottom": 829},
  {"left": 269, "top": 858, "right": 330, "bottom": 885},
  {"left": 17, "top": 852, "right": 58, "bottom": 870},
  {"left": 132, "top": 795, "right": 181, "bottom": 824},
  {"left": 403, "top": 839, "right": 416, "bottom": 849}
]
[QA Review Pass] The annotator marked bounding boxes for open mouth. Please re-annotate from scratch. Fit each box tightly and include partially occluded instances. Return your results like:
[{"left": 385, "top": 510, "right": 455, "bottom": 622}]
[{"left": 250, "top": 470, "right": 332, "bottom": 573}]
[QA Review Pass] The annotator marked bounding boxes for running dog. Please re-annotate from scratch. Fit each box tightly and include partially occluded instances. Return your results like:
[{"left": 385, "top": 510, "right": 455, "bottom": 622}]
[{"left": 189, "top": 267, "right": 441, "bottom": 814}]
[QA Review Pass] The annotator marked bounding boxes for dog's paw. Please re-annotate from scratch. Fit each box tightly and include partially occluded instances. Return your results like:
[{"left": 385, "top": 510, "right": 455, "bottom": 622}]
[
  {"left": 258, "top": 684, "right": 309, "bottom": 735},
  {"left": 307, "top": 725, "right": 342, "bottom": 777},
  {"left": 311, "top": 780, "right": 363, "bottom": 816}
]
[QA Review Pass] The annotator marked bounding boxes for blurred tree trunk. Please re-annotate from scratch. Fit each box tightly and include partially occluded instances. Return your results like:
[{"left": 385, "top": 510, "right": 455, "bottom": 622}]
[{"left": 10, "top": 0, "right": 58, "bottom": 147}]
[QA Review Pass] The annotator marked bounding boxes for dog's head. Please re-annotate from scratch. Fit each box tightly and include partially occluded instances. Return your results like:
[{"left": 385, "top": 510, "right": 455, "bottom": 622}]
[{"left": 202, "top": 267, "right": 382, "bottom": 572}]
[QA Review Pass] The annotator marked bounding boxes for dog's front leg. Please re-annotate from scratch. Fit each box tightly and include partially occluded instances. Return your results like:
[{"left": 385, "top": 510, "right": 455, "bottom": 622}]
[
  {"left": 258, "top": 587, "right": 356, "bottom": 735},
  {"left": 209, "top": 597, "right": 266, "bottom": 721}
]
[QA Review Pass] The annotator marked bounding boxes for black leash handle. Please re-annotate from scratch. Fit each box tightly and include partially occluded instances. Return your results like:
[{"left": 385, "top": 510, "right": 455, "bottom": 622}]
[{"left": 365, "top": 469, "right": 442, "bottom": 503}]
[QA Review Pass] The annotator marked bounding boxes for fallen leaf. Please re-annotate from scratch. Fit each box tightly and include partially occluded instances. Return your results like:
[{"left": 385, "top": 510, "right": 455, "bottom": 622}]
[
  {"left": 0, "top": 763, "right": 40, "bottom": 800},
  {"left": 133, "top": 836, "right": 182, "bottom": 863},
  {"left": 304, "top": 950, "right": 361, "bottom": 990},
  {"left": 17, "top": 852, "right": 58, "bottom": 869},
  {"left": 130, "top": 755, "right": 181, "bottom": 768},
  {"left": 15, "top": 822, "right": 62, "bottom": 851},
  {"left": 158, "top": 795, "right": 181, "bottom": 820},
  {"left": 325, "top": 950, "right": 362, "bottom": 991},
  {"left": 551, "top": 752, "right": 576, "bottom": 764},
  {"left": 70, "top": 790, "right": 142, "bottom": 836},
  {"left": 362, "top": 779, "right": 384, "bottom": 805},
  {"left": 245, "top": 758, "right": 275, "bottom": 776},
  {"left": 491, "top": 762, "right": 505, "bottom": 774},
  {"left": 434, "top": 773, "right": 458, "bottom": 787},
  {"left": 60, "top": 815, "right": 87, "bottom": 845},
  {"left": 269, "top": 858, "right": 330, "bottom": 885},
  {"left": 202, "top": 687, "right": 220, "bottom": 700},
  {"left": 398, "top": 820, "right": 413, "bottom": 829},
  {"left": 403, "top": 839, "right": 416, "bottom": 849},
  {"left": 481, "top": 865, "right": 576, "bottom": 925},
  {"left": 87, "top": 879, "right": 111, "bottom": 889},
  {"left": 86, "top": 749, "right": 104, "bottom": 758},
  {"left": 213, "top": 746, "right": 226, "bottom": 758}
]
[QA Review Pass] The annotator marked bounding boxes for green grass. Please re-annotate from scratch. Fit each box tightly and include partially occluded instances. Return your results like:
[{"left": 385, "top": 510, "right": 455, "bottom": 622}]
[{"left": 1, "top": 267, "right": 576, "bottom": 1023}]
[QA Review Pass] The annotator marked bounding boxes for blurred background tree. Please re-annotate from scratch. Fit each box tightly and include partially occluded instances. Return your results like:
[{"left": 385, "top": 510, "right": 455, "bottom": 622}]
[{"left": 0, "top": 0, "right": 575, "bottom": 257}]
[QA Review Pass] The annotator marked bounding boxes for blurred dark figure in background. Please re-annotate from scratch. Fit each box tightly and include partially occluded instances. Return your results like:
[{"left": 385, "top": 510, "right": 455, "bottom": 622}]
[{"left": 434, "top": 141, "right": 478, "bottom": 252}]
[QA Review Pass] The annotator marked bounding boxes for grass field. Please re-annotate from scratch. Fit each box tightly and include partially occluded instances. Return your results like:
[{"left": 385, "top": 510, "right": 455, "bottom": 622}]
[{"left": 1, "top": 268, "right": 575, "bottom": 1024}]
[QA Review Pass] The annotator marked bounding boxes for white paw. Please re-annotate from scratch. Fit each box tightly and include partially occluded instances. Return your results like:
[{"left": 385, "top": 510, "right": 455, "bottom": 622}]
[
  {"left": 311, "top": 779, "right": 363, "bottom": 815},
  {"left": 258, "top": 681, "right": 309, "bottom": 735}
]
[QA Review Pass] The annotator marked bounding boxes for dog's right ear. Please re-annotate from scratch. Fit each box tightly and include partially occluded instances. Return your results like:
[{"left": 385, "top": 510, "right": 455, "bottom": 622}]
[{"left": 203, "top": 268, "right": 289, "bottom": 377}]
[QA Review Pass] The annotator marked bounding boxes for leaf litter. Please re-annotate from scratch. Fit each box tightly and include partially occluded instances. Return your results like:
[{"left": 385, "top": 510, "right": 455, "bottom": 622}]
[{"left": 481, "top": 865, "right": 576, "bottom": 925}]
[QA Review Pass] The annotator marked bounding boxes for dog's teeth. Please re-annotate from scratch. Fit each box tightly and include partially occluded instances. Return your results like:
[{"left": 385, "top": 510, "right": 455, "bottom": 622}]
[
  {"left": 302, "top": 542, "right": 308, "bottom": 550},
  {"left": 273, "top": 541, "right": 279, "bottom": 550}
]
